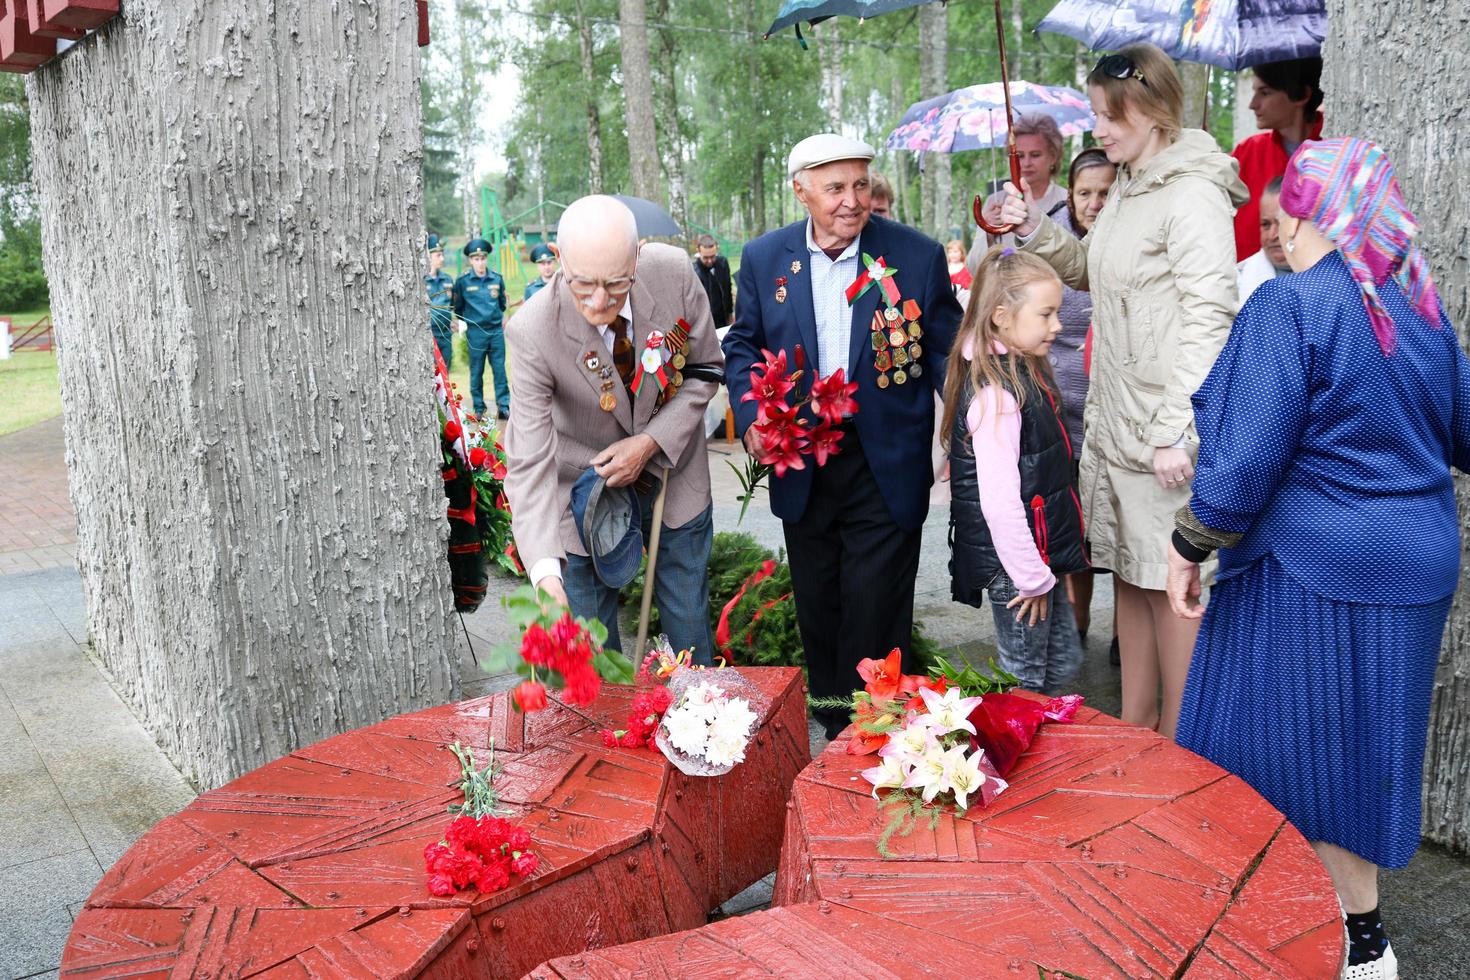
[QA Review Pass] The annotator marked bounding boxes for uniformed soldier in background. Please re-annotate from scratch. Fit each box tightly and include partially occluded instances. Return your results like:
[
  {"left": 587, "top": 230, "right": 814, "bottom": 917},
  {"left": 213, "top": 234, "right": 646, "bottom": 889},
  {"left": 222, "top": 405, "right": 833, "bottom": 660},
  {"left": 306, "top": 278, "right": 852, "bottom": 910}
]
[
  {"left": 452, "top": 237, "right": 510, "bottom": 419},
  {"left": 522, "top": 243, "right": 558, "bottom": 302},
  {"left": 425, "top": 233, "right": 455, "bottom": 368}
]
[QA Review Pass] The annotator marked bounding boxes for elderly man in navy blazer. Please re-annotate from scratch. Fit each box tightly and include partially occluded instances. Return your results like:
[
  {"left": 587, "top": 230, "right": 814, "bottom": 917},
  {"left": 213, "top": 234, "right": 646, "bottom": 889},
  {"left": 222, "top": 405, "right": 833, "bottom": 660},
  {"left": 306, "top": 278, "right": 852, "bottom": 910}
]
[{"left": 723, "top": 134, "right": 963, "bottom": 740}]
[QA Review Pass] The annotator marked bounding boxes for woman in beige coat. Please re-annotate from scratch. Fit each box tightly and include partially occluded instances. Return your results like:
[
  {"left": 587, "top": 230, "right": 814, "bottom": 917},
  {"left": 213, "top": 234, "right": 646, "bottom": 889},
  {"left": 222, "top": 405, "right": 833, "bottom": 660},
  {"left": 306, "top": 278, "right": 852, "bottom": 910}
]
[{"left": 997, "top": 42, "right": 1247, "bottom": 738}]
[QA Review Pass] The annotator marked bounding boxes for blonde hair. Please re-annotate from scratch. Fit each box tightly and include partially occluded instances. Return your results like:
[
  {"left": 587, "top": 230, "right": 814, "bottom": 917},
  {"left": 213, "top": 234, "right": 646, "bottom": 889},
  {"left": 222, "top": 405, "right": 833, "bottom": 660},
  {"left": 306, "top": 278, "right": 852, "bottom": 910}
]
[
  {"left": 1088, "top": 42, "right": 1184, "bottom": 142},
  {"left": 940, "top": 247, "right": 1062, "bottom": 451},
  {"left": 1012, "top": 113, "right": 1066, "bottom": 177}
]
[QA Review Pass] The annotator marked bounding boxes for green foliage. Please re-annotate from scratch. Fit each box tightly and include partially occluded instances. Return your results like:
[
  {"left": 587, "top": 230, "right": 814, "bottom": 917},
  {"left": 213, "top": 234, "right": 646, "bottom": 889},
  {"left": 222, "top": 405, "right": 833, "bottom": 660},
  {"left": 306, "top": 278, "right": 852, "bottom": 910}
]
[
  {"left": 447, "top": 741, "right": 506, "bottom": 818},
  {"left": 0, "top": 77, "right": 47, "bottom": 309},
  {"left": 925, "top": 653, "right": 1018, "bottom": 698},
  {"left": 0, "top": 226, "right": 47, "bottom": 309},
  {"left": 471, "top": 1, "right": 1245, "bottom": 246},
  {"left": 487, "top": 583, "right": 637, "bottom": 685},
  {"left": 624, "top": 531, "right": 939, "bottom": 672},
  {"left": 876, "top": 791, "right": 941, "bottom": 859}
]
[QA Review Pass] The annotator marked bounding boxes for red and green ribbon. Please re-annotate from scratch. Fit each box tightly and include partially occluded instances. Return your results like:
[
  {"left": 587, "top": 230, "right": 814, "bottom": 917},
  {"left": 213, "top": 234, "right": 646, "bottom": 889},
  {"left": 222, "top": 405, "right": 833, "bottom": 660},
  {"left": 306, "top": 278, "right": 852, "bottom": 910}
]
[{"left": 845, "top": 253, "right": 901, "bottom": 307}]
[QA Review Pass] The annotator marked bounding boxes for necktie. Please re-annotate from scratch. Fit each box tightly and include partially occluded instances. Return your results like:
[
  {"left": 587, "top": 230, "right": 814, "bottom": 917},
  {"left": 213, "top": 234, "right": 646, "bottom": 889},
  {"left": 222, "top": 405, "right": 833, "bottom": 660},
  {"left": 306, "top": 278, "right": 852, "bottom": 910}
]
[{"left": 612, "top": 318, "right": 636, "bottom": 393}]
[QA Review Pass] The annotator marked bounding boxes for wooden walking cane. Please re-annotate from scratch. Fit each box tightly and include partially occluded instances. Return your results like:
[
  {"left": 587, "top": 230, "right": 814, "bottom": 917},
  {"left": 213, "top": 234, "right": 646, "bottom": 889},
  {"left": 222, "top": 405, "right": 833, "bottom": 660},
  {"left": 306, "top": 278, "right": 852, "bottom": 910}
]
[{"left": 634, "top": 465, "right": 672, "bottom": 659}]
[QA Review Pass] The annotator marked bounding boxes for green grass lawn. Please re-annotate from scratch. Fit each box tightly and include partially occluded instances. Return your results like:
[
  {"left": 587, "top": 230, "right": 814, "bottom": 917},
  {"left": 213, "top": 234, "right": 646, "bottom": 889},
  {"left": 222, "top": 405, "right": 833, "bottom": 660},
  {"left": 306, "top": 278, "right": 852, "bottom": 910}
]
[{"left": 0, "top": 349, "right": 61, "bottom": 437}]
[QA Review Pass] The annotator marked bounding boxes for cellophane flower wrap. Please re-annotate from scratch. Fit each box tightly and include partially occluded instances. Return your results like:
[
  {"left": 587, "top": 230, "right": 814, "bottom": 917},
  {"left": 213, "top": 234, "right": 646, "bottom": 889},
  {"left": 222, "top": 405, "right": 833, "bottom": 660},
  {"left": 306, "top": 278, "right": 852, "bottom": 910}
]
[
  {"left": 830, "top": 649, "right": 1082, "bottom": 856},
  {"left": 966, "top": 692, "right": 1085, "bottom": 777},
  {"left": 654, "top": 668, "right": 766, "bottom": 777},
  {"left": 599, "top": 636, "right": 680, "bottom": 749}
]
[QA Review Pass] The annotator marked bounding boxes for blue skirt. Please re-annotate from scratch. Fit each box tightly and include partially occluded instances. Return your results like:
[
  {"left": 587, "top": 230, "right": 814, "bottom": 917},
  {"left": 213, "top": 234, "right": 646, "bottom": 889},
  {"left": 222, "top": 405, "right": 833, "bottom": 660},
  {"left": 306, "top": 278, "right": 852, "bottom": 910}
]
[{"left": 1176, "top": 554, "right": 1450, "bottom": 869}]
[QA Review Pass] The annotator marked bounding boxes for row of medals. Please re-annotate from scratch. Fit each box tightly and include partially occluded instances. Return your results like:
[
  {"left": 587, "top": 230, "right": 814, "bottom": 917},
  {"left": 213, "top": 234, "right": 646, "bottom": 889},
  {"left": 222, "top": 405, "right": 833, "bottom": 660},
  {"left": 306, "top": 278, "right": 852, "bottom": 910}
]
[
  {"left": 588, "top": 348, "right": 688, "bottom": 413},
  {"left": 872, "top": 305, "right": 923, "bottom": 388}
]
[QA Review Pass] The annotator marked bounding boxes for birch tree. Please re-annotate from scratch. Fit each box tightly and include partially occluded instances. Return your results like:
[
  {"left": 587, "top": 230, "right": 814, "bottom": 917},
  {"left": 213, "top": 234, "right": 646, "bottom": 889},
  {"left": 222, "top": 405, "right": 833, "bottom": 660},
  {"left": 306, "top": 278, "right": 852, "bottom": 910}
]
[{"left": 619, "top": 0, "right": 662, "bottom": 203}]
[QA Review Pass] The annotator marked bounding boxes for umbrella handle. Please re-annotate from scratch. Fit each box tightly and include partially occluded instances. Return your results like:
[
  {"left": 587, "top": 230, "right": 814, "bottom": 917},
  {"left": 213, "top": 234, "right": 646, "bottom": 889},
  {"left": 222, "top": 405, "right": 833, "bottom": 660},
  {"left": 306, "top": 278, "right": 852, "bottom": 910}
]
[
  {"left": 973, "top": 143, "right": 1023, "bottom": 236},
  {"left": 974, "top": 0, "right": 1021, "bottom": 238}
]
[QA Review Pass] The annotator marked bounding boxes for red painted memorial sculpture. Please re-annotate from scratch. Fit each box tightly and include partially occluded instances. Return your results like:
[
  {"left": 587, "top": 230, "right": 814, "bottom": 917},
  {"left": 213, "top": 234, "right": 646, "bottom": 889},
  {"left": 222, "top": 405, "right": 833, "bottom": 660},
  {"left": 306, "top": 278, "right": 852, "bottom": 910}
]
[
  {"left": 60, "top": 667, "right": 811, "bottom": 977},
  {"left": 0, "top": 0, "right": 118, "bottom": 72},
  {"left": 533, "top": 697, "right": 1348, "bottom": 979}
]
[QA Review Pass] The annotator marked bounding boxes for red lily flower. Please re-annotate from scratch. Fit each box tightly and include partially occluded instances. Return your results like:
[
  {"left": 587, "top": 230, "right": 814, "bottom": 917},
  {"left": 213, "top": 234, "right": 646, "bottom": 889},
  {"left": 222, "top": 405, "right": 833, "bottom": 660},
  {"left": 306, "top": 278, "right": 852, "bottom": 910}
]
[
  {"left": 903, "top": 673, "right": 949, "bottom": 712},
  {"left": 742, "top": 349, "right": 794, "bottom": 408},
  {"left": 856, "top": 648, "right": 906, "bottom": 701},
  {"left": 806, "top": 421, "right": 846, "bottom": 467},
  {"left": 756, "top": 419, "right": 809, "bottom": 476},
  {"left": 808, "top": 369, "right": 858, "bottom": 424}
]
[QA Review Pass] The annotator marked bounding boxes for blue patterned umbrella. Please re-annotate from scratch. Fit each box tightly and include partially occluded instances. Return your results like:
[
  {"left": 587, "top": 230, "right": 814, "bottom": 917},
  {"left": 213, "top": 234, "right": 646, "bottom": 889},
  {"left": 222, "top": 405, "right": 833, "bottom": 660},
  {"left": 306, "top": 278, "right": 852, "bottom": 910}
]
[
  {"left": 1037, "top": 0, "right": 1326, "bottom": 72},
  {"left": 765, "top": 0, "right": 938, "bottom": 41},
  {"left": 887, "top": 82, "right": 1095, "bottom": 153}
]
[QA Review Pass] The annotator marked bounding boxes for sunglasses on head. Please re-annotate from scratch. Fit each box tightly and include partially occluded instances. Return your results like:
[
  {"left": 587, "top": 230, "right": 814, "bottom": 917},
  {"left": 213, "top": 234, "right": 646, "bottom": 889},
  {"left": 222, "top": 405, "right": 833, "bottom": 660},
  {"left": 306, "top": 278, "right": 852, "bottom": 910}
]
[{"left": 1097, "top": 54, "right": 1148, "bottom": 87}]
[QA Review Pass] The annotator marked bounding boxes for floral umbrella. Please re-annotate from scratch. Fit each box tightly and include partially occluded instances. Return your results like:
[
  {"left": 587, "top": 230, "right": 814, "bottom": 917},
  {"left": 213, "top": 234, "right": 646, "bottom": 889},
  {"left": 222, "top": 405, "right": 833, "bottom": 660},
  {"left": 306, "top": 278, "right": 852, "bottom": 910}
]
[
  {"left": 1037, "top": 0, "right": 1326, "bottom": 72},
  {"left": 887, "top": 81, "right": 1095, "bottom": 153}
]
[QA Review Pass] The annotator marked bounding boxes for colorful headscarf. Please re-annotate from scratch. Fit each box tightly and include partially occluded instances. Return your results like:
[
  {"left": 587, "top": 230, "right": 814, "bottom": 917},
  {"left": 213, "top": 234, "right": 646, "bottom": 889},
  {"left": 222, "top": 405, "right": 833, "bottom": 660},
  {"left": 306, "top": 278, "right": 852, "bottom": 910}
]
[{"left": 1279, "top": 137, "right": 1442, "bottom": 355}]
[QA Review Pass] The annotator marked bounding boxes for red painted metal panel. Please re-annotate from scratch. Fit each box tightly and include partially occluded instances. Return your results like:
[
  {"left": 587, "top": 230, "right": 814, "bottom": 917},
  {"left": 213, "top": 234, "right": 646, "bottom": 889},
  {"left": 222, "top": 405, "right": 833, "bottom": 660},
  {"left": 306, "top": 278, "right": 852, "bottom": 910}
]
[
  {"left": 63, "top": 668, "right": 807, "bottom": 979},
  {"left": 0, "top": 0, "right": 56, "bottom": 72},
  {"left": 24, "top": 0, "right": 81, "bottom": 38},
  {"left": 39, "top": 0, "right": 116, "bottom": 31},
  {"left": 753, "top": 709, "right": 1345, "bottom": 979},
  {"left": 417, "top": 0, "right": 430, "bottom": 47}
]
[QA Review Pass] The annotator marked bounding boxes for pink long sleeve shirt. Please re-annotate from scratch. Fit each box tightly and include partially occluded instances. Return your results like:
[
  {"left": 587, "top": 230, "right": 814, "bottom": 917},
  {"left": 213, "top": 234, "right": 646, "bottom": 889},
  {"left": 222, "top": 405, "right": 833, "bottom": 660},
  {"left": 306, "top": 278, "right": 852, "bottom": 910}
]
[{"left": 963, "top": 340, "right": 1057, "bottom": 599}]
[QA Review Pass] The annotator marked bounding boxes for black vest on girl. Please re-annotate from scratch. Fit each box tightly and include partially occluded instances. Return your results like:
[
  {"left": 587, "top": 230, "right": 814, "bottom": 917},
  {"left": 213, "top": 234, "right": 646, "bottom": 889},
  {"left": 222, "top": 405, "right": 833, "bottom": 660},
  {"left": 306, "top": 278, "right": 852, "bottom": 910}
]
[{"left": 949, "top": 367, "right": 1089, "bottom": 607}]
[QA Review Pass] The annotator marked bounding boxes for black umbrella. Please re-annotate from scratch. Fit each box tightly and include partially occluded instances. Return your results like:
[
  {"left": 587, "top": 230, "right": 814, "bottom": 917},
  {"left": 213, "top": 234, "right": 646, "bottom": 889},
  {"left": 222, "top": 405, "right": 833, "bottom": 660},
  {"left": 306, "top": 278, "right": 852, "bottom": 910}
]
[
  {"left": 765, "top": 0, "right": 940, "bottom": 41},
  {"left": 612, "top": 195, "right": 683, "bottom": 239}
]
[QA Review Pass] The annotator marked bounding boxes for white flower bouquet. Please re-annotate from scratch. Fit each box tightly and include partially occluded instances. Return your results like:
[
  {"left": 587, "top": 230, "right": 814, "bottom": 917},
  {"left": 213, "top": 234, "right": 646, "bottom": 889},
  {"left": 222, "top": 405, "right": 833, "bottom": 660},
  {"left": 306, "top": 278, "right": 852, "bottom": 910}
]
[{"left": 654, "top": 670, "right": 765, "bottom": 777}]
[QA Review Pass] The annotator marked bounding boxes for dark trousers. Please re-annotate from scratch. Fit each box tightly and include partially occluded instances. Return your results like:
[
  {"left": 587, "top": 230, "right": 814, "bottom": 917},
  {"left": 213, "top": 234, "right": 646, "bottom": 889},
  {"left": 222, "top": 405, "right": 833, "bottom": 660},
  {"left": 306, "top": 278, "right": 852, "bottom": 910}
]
[
  {"left": 782, "top": 430, "right": 922, "bottom": 732},
  {"left": 468, "top": 324, "right": 510, "bottom": 417},
  {"left": 563, "top": 504, "right": 717, "bottom": 666}
]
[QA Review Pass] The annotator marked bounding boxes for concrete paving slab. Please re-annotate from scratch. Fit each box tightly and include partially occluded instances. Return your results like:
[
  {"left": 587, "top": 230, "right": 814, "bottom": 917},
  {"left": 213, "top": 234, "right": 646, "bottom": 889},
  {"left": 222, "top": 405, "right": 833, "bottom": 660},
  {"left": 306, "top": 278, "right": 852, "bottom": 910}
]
[{"left": 0, "top": 849, "right": 103, "bottom": 979}]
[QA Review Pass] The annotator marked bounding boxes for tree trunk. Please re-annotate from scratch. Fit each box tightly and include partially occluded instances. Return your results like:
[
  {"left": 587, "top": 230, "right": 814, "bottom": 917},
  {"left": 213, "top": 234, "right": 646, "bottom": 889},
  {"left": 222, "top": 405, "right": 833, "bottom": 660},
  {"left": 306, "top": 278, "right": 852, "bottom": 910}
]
[
  {"left": 918, "top": 3, "right": 950, "bottom": 237},
  {"left": 889, "top": 74, "right": 906, "bottom": 224},
  {"left": 25, "top": 0, "right": 459, "bottom": 790},
  {"left": 650, "top": 0, "right": 686, "bottom": 232},
  {"left": 576, "top": 1, "right": 604, "bottom": 194},
  {"left": 816, "top": 21, "right": 844, "bottom": 131},
  {"left": 1178, "top": 61, "right": 1212, "bottom": 133},
  {"left": 452, "top": 0, "right": 483, "bottom": 234},
  {"left": 618, "top": 0, "right": 662, "bottom": 204},
  {"left": 1324, "top": 0, "right": 1470, "bottom": 855},
  {"left": 744, "top": 1, "right": 766, "bottom": 236}
]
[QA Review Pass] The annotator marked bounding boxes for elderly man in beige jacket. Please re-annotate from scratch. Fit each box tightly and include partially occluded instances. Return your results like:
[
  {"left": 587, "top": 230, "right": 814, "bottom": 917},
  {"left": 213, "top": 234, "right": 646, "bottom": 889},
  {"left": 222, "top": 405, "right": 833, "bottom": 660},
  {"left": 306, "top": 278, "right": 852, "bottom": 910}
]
[{"left": 504, "top": 196, "right": 723, "bottom": 662}]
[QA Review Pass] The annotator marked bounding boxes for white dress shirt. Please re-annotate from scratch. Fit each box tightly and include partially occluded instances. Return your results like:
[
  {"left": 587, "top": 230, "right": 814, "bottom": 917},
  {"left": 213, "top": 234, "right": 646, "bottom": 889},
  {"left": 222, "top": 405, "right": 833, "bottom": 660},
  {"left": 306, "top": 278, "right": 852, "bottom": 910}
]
[
  {"left": 1237, "top": 249, "right": 1289, "bottom": 305},
  {"left": 806, "top": 220, "right": 861, "bottom": 377}
]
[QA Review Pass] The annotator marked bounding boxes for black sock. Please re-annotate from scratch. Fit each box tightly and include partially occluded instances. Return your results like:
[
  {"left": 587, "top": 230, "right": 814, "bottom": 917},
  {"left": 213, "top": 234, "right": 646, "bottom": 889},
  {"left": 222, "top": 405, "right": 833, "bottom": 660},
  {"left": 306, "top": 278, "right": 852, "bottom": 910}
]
[{"left": 1346, "top": 906, "right": 1389, "bottom": 965}]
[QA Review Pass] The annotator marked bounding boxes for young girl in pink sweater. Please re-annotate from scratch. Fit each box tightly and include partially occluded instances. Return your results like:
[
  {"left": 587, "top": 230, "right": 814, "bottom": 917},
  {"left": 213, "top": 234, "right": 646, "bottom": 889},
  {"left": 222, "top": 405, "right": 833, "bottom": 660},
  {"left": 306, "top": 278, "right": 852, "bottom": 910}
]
[{"left": 941, "top": 247, "right": 1088, "bottom": 693}]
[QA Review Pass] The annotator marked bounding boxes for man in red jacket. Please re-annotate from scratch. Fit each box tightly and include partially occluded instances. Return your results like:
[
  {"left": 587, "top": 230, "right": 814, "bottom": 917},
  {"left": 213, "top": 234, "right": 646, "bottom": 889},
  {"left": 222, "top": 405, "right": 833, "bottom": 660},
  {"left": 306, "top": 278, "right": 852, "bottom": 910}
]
[{"left": 1231, "top": 58, "right": 1323, "bottom": 261}]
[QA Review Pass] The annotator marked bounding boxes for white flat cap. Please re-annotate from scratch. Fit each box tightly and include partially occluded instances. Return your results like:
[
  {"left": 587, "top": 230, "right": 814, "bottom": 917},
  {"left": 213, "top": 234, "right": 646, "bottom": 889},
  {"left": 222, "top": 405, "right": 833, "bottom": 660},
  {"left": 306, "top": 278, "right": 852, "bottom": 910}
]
[{"left": 787, "top": 133, "right": 876, "bottom": 180}]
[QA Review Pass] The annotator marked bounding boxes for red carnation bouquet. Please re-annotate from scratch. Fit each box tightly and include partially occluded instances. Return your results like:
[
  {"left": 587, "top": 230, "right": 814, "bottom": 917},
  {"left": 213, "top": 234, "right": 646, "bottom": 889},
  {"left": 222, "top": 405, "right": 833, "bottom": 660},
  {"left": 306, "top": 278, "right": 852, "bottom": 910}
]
[
  {"left": 424, "top": 741, "right": 539, "bottom": 897},
  {"left": 492, "top": 585, "right": 637, "bottom": 712},
  {"left": 597, "top": 639, "right": 692, "bottom": 749},
  {"left": 732, "top": 346, "right": 858, "bottom": 521}
]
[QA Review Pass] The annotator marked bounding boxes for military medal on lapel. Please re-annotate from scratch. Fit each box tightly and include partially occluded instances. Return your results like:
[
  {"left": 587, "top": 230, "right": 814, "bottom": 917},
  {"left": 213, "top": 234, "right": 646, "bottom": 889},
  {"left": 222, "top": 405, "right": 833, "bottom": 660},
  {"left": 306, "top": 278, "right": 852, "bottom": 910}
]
[
  {"left": 790, "top": 260, "right": 802, "bottom": 275},
  {"left": 585, "top": 349, "right": 617, "bottom": 412},
  {"left": 848, "top": 253, "right": 925, "bottom": 390},
  {"left": 630, "top": 320, "right": 693, "bottom": 406},
  {"left": 775, "top": 276, "right": 788, "bottom": 304}
]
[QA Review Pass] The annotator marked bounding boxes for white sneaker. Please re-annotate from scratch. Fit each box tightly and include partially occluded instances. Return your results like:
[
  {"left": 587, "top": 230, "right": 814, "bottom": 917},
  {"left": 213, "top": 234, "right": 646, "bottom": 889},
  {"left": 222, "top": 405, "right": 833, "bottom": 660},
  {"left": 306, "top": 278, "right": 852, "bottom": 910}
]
[{"left": 1343, "top": 943, "right": 1397, "bottom": 980}]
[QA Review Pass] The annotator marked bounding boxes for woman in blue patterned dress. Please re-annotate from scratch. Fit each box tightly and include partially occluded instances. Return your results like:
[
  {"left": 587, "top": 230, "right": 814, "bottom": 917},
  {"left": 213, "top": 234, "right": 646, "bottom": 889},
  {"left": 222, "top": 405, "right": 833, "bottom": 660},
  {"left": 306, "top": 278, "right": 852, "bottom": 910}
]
[{"left": 1166, "top": 138, "right": 1468, "bottom": 980}]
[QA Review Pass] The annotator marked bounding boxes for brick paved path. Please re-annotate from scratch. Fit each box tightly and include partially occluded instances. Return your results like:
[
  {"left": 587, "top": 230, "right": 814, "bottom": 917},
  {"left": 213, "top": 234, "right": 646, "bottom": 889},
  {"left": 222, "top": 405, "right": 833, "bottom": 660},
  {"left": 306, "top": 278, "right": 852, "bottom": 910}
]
[{"left": 0, "top": 416, "right": 77, "bottom": 574}]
